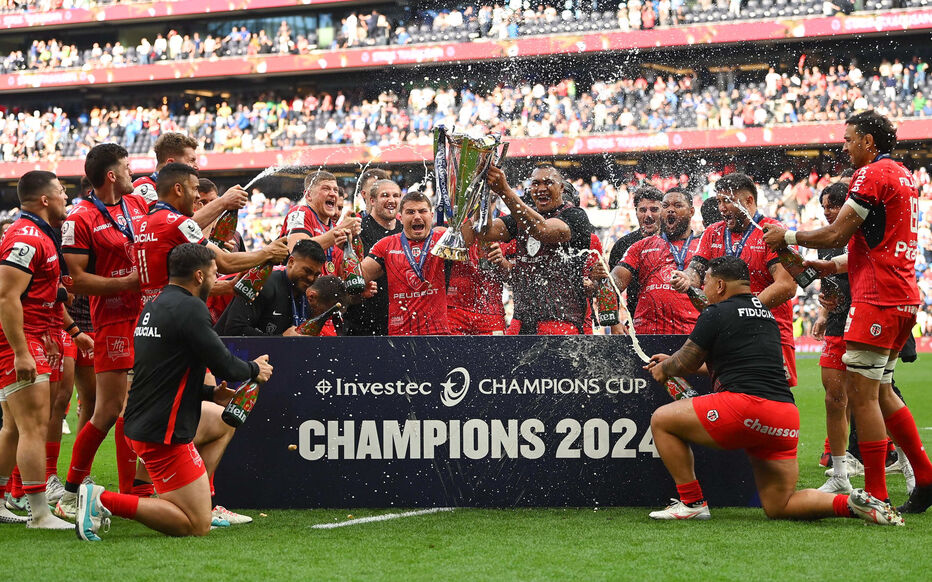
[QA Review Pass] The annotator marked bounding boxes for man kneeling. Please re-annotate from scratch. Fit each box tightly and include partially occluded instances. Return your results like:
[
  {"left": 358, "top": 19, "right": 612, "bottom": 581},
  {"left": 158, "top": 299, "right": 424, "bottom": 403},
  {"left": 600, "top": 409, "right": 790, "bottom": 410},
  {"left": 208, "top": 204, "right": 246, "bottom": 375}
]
[
  {"left": 75, "top": 243, "right": 272, "bottom": 540},
  {"left": 646, "top": 255, "right": 901, "bottom": 526}
]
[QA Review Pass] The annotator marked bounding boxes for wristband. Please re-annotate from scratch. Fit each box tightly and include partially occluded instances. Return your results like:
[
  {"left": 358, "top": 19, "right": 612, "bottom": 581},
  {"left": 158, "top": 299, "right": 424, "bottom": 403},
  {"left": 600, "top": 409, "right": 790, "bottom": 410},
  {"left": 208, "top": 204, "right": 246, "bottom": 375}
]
[
  {"left": 783, "top": 230, "right": 797, "bottom": 246},
  {"left": 64, "top": 322, "right": 78, "bottom": 333},
  {"left": 69, "top": 329, "right": 81, "bottom": 339}
]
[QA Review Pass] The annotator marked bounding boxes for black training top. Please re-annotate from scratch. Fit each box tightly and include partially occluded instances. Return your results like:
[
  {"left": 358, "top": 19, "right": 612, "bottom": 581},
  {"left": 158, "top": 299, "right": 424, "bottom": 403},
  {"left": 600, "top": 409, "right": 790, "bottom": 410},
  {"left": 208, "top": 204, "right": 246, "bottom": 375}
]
[
  {"left": 215, "top": 268, "right": 299, "bottom": 336},
  {"left": 125, "top": 284, "right": 259, "bottom": 444},
  {"left": 688, "top": 293, "right": 793, "bottom": 403},
  {"left": 817, "top": 247, "right": 850, "bottom": 338},
  {"left": 608, "top": 228, "right": 646, "bottom": 315},
  {"left": 343, "top": 214, "right": 402, "bottom": 336}
]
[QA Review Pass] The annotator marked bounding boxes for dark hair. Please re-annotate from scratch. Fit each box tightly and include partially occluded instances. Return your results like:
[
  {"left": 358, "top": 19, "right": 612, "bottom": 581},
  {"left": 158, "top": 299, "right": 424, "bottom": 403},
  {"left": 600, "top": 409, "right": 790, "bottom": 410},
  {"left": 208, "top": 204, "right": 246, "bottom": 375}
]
[
  {"left": 79, "top": 175, "right": 92, "bottom": 197},
  {"left": 153, "top": 132, "right": 198, "bottom": 164},
  {"left": 17, "top": 170, "right": 58, "bottom": 204},
  {"left": 400, "top": 190, "right": 433, "bottom": 211},
  {"left": 532, "top": 163, "right": 565, "bottom": 182},
  {"left": 304, "top": 169, "right": 337, "bottom": 191},
  {"left": 84, "top": 143, "right": 128, "bottom": 189},
  {"left": 663, "top": 187, "right": 693, "bottom": 207},
  {"left": 700, "top": 196, "right": 723, "bottom": 228},
  {"left": 562, "top": 180, "right": 580, "bottom": 206},
  {"left": 715, "top": 172, "right": 758, "bottom": 203},
  {"left": 291, "top": 239, "right": 327, "bottom": 264},
  {"left": 846, "top": 110, "right": 897, "bottom": 154},
  {"left": 708, "top": 255, "right": 750, "bottom": 283},
  {"left": 156, "top": 163, "right": 199, "bottom": 198},
  {"left": 839, "top": 168, "right": 855, "bottom": 178},
  {"left": 359, "top": 168, "right": 390, "bottom": 189},
  {"left": 310, "top": 275, "right": 349, "bottom": 306},
  {"left": 820, "top": 182, "right": 849, "bottom": 207},
  {"left": 633, "top": 185, "right": 663, "bottom": 206},
  {"left": 197, "top": 178, "right": 218, "bottom": 194},
  {"left": 168, "top": 243, "right": 215, "bottom": 279}
]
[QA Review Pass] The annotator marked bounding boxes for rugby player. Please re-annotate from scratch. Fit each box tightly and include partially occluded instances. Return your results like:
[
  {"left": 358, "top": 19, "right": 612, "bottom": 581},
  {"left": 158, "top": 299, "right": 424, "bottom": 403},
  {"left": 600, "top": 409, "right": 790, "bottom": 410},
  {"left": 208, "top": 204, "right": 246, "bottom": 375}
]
[
  {"left": 75, "top": 244, "right": 272, "bottom": 540},
  {"left": 646, "top": 256, "right": 901, "bottom": 525},
  {"left": 762, "top": 110, "right": 932, "bottom": 512},
  {"left": 446, "top": 241, "right": 507, "bottom": 335},
  {"left": 607, "top": 185, "right": 663, "bottom": 316},
  {"left": 0, "top": 170, "right": 72, "bottom": 528},
  {"left": 671, "top": 173, "right": 799, "bottom": 387},
  {"left": 478, "top": 164, "right": 594, "bottom": 335},
  {"left": 611, "top": 189, "right": 701, "bottom": 334},
  {"left": 57, "top": 144, "right": 150, "bottom": 515}
]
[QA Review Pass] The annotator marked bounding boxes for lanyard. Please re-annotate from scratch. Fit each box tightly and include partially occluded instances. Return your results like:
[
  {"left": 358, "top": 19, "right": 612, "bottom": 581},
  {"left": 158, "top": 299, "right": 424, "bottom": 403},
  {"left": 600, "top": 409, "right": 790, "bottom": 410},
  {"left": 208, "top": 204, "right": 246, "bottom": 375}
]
[
  {"left": 88, "top": 192, "right": 135, "bottom": 242},
  {"left": 873, "top": 153, "right": 891, "bottom": 163},
  {"left": 19, "top": 210, "right": 68, "bottom": 276},
  {"left": 723, "top": 212, "right": 761, "bottom": 258},
  {"left": 400, "top": 229, "right": 433, "bottom": 281},
  {"left": 661, "top": 231, "right": 695, "bottom": 271},
  {"left": 151, "top": 200, "right": 181, "bottom": 216},
  {"left": 309, "top": 207, "right": 334, "bottom": 261},
  {"left": 289, "top": 280, "right": 307, "bottom": 328}
]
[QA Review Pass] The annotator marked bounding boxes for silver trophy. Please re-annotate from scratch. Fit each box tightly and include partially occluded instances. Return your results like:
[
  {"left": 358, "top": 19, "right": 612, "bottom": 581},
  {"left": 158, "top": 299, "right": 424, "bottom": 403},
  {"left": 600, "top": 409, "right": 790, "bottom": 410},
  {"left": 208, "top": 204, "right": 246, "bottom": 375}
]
[{"left": 431, "top": 126, "right": 508, "bottom": 261}]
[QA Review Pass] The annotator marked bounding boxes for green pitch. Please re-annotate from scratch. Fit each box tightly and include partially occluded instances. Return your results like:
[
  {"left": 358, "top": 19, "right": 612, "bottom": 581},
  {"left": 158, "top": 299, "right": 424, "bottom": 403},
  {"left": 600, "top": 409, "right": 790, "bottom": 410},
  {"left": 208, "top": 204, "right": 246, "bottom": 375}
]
[{"left": 3, "top": 357, "right": 932, "bottom": 580}]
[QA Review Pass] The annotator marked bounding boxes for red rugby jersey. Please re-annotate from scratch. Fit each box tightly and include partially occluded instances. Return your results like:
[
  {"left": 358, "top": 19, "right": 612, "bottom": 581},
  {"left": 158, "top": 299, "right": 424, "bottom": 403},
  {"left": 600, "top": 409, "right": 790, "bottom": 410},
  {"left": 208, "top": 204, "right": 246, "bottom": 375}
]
[
  {"left": 279, "top": 204, "right": 338, "bottom": 274},
  {"left": 62, "top": 194, "right": 149, "bottom": 327},
  {"left": 0, "top": 216, "right": 61, "bottom": 338},
  {"left": 846, "top": 157, "right": 921, "bottom": 306},
  {"left": 694, "top": 216, "right": 793, "bottom": 346},
  {"left": 132, "top": 175, "right": 157, "bottom": 204},
  {"left": 136, "top": 203, "right": 207, "bottom": 304},
  {"left": 621, "top": 233, "right": 701, "bottom": 334},
  {"left": 447, "top": 243, "right": 505, "bottom": 317},
  {"left": 368, "top": 229, "right": 449, "bottom": 336}
]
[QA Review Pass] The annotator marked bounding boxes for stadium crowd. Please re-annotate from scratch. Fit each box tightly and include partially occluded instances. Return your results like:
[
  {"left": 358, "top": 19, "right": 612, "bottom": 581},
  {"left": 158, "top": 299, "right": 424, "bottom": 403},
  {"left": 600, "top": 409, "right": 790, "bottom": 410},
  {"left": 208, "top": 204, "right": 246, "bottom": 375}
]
[{"left": 2, "top": 56, "right": 931, "bottom": 162}]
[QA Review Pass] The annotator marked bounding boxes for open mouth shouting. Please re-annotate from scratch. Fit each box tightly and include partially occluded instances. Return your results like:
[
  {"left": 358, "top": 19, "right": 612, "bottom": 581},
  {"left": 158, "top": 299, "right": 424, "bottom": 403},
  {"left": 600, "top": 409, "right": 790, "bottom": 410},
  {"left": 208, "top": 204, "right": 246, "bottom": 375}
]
[{"left": 410, "top": 220, "right": 427, "bottom": 237}]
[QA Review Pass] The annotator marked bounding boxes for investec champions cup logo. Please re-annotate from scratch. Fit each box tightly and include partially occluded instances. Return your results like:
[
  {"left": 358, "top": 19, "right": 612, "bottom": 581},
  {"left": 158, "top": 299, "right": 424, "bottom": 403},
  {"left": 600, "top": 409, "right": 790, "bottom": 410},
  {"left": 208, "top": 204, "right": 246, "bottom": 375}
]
[
  {"left": 440, "top": 367, "right": 469, "bottom": 407},
  {"left": 316, "top": 379, "right": 333, "bottom": 395}
]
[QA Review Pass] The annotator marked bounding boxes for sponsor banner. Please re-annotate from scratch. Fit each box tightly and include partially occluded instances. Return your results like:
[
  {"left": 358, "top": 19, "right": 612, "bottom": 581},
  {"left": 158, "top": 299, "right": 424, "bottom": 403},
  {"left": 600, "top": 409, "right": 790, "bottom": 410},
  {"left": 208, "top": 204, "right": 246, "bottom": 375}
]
[
  {"left": 214, "top": 335, "right": 757, "bottom": 508},
  {"left": 796, "top": 335, "right": 932, "bottom": 353},
  {"left": 4, "top": 118, "right": 931, "bottom": 179},
  {"left": 3, "top": 9, "right": 932, "bottom": 89},
  {"left": 0, "top": 0, "right": 356, "bottom": 31}
]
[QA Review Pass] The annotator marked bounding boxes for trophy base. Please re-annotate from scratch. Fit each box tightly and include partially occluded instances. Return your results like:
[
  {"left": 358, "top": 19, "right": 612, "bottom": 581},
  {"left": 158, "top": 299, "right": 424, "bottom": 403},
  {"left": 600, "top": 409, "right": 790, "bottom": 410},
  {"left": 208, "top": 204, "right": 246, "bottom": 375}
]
[{"left": 430, "top": 245, "right": 469, "bottom": 261}]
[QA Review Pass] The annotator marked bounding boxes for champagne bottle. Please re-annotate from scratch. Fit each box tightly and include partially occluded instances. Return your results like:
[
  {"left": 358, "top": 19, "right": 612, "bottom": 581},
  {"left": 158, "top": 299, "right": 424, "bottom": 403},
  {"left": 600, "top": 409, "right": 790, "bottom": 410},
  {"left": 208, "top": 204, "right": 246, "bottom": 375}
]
[
  {"left": 342, "top": 234, "right": 366, "bottom": 295},
  {"left": 208, "top": 210, "right": 238, "bottom": 250},
  {"left": 221, "top": 380, "right": 260, "bottom": 427},
  {"left": 686, "top": 286, "right": 709, "bottom": 311},
  {"left": 233, "top": 263, "right": 274, "bottom": 303},
  {"left": 777, "top": 246, "right": 818, "bottom": 288},
  {"left": 664, "top": 376, "right": 699, "bottom": 400},
  {"left": 594, "top": 278, "right": 621, "bottom": 327},
  {"left": 295, "top": 303, "right": 343, "bottom": 336}
]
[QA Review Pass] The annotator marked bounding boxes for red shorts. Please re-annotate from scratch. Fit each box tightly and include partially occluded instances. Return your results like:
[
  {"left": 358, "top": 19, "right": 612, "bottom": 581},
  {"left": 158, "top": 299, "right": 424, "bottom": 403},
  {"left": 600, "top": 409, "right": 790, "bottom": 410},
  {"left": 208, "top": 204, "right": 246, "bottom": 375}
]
[
  {"left": 844, "top": 302, "right": 917, "bottom": 352},
  {"left": 128, "top": 439, "right": 206, "bottom": 494},
  {"left": 95, "top": 321, "right": 135, "bottom": 373},
  {"left": 506, "top": 320, "right": 579, "bottom": 335},
  {"left": 448, "top": 306, "right": 506, "bottom": 335},
  {"left": 50, "top": 331, "right": 65, "bottom": 383},
  {"left": 691, "top": 391, "right": 799, "bottom": 460},
  {"left": 61, "top": 329, "right": 77, "bottom": 360},
  {"left": 781, "top": 343, "right": 797, "bottom": 388},
  {"left": 75, "top": 331, "right": 95, "bottom": 368},
  {"left": 819, "top": 335, "right": 846, "bottom": 371},
  {"left": 0, "top": 336, "right": 52, "bottom": 394}
]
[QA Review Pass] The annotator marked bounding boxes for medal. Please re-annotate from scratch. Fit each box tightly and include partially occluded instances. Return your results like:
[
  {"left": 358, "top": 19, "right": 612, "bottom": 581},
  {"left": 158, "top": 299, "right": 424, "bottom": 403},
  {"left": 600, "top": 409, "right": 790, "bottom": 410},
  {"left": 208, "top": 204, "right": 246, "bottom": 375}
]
[{"left": 326, "top": 260, "right": 335, "bottom": 274}]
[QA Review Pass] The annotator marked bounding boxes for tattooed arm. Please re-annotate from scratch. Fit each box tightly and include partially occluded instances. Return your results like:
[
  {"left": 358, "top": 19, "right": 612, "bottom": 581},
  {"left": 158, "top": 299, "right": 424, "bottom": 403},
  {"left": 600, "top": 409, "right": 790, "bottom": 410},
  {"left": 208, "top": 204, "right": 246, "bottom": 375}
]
[{"left": 648, "top": 340, "right": 709, "bottom": 384}]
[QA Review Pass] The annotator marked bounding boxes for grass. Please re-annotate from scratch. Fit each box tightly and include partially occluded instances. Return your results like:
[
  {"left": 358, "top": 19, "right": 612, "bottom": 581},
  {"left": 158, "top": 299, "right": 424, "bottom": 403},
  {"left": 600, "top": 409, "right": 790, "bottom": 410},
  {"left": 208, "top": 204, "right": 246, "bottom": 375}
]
[{"left": 3, "top": 356, "right": 932, "bottom": 581}]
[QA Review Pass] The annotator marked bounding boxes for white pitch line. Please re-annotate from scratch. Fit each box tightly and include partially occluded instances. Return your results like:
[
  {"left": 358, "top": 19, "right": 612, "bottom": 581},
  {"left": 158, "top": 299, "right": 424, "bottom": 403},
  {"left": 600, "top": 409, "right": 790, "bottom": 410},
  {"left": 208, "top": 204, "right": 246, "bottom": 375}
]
[{"left": 311, "top": 507, "right": 454, "bottom": 529}]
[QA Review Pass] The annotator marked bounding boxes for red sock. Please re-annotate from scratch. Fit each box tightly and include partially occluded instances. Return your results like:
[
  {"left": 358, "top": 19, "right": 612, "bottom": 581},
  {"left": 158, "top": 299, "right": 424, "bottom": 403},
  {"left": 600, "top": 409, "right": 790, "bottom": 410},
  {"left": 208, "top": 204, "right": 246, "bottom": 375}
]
[
  {"left": 861, "top": 440, "right": 889, "bottom": 501},
  {"left": 885, "top": 407, "right": 932, "bottom": 487},
  {"left": 11, "top": 467, "right": 23, "bottom": 498},
  {"left": 66, "top": 422, "right": 107, "bottom": 486},
  {"left": 209, "top": 473, "right": 215, "bottom": 497},
  {"left": 100, "top": 490, "right": 139, "bottom": 519},
  {"left": 114, "top": 418, "right": 138, "bottom": 494},
  {"left": 46, "top": 441, "right": 61, "bottom": 479},
  {"left": 21, "top": 482, "right": 45, "bottom": 496},
  {"left": 833, "top": 494, "right": 853, "bottom": 518},
  {"left": 823, "top": 437, "right": 831, "bottom": 455},
  {"left": 676, "top": 480, "right": 704, "bottom": 505},
  {"left": 131, "top": 482, "right": 155, "bottom": 497}
]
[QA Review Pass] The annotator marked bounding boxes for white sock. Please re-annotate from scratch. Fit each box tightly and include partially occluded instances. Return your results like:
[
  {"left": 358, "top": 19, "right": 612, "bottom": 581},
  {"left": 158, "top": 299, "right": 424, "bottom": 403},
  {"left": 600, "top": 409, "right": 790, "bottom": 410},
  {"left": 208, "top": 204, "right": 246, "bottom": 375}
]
[
  {"left": 25, "top": 491, "right": 51, "bottom": 519},
  {"left": 832, "top": 456, "right": 847, "bottom": 479}
]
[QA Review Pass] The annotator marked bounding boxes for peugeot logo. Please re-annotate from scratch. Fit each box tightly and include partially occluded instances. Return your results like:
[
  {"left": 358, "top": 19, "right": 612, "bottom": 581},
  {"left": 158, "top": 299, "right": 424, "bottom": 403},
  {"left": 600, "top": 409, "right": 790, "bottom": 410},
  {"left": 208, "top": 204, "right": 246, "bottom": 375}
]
[
  {"left": 316, "top": 379, "right": 332, "bottom": 395},
  {"left": 440, "top": 367, "right": 469, "bottom": 408}
]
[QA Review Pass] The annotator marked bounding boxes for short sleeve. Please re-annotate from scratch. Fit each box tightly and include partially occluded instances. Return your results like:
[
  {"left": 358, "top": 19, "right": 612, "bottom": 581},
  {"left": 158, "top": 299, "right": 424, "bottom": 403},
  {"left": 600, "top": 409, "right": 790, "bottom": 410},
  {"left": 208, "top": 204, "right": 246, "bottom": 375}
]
[
  {"left": 284, "top": 208, "right": 311, "bottom": 236},
  {"left": 693, "top": 226, "right": 716, "bottom": 264},
  {"left": 62, "top": 215, "right": 91, "bottom": 254},
  {"left": 554, "top": 207, "right": 592, "bottom": 250},
  {"left": 500, "top": 214, "right": 518, "bottom": 241},
  {"left": 688, "top": 304, "right": 720, "bottom": 350},
  {"left": 848, "top": 166, "right": 880, "bottom": 207},
  {"left": 368, "top": 237, "right": 388, "bottom": 266},
  {"left": 620, "top": 238, "right": 643, "bottom": 272},
  {"left": 1, "top": 237, "right": 40, "bottom": 273},
  {"left": 177, "top": 219, "right": 206, "bottom": 245}
]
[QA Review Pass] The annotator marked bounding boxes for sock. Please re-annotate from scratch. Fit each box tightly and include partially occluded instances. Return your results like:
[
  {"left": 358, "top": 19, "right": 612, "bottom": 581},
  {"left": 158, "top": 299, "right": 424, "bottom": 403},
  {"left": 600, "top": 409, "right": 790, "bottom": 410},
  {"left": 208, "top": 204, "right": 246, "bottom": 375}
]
[
  {"left": 209, "top": 473, "right": 215, "bottom": 497},
  {"left": 832, "top": 456, "right": 847, "bottom": 479},
  {"left": 11, "top": 467, "right": 23, "bottom": 498},
  {"left": 131, "top": 480, "right": 154, "bottom": 498},
  {"left": 823, "top": 437, "right": 831, "bottom": 455},
  {"left": 65, "top": 422, "right": 108, "bottom": 491},
  {"left": 100, "top": 490, "right": 139, "bottom": 519},
  {"left": 46, "top": 441, "right": 61, "bottom": 479},
  {"left": 885, "top": 407, "right": 932, "bottom": 487},
  {"left": 861, "top": 440, "right": 889, "bottom": 501},
  {"left": 23, "top": 482, "right": 50, "bottom": 519},
  {"left": 676, "top": 480, "right": 704, "bottom": 505},
  {"left": 833, "top": 494, "right": 853, "bottom": 518},
  {"left": 114, "top": 418, "right": 138, "bottom": 494},
  {"left": 0, "top": 476, "right": 8, "bottom": 490}
]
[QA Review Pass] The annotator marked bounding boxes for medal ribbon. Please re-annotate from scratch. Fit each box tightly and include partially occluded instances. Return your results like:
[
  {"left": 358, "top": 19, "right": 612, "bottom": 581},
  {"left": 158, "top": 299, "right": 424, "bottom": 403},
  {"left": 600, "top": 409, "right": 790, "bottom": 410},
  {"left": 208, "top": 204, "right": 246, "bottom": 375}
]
[
  {"left": 151, "top": 200, "right": 182, "bottom": 216},
  {"left": 289, "top": 280, "right": 308, "bottom": 329},
  {"left": 661, "top": 231, "right": 695, "bottom": 271},
  {"left": 723, "top": 212, "right": 762, "bottom": 258},
  {"left": 88, "top": 192, "right": 135, "bottom": 243},
  {"left": 400, "top": 229, "right": 434, "bottom": 281}
]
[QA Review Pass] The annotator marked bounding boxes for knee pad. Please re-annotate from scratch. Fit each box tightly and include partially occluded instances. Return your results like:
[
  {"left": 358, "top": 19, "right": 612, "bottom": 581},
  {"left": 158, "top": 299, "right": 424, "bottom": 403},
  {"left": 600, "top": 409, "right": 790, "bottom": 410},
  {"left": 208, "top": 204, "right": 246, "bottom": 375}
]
[
  {"left": 842, "top": 349, "right": 888, "bottom": 381},
  {"left": 881, "top": 357, "right": 898, "bottom": 384}
]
